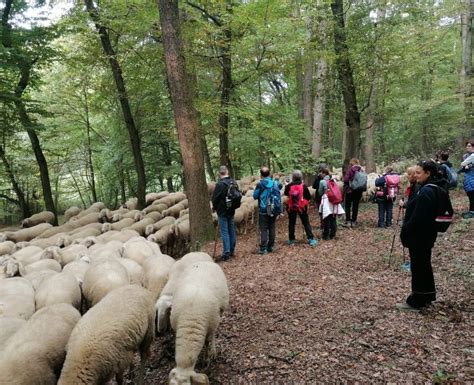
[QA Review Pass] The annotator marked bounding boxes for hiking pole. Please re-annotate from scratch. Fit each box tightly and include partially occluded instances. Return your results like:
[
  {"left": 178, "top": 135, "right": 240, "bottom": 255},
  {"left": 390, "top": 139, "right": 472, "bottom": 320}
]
[{"left": 388, "top": 205, "right": 403, "bottom": 267}]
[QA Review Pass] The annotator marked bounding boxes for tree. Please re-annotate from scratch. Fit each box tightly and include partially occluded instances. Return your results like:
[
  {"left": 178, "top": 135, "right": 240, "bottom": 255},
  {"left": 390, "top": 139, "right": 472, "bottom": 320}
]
[
  {"left": 157, "top": 0, "right": 214, "bottom": 250},
  {"left": 460, "top": 0, "right": 473, "bottom": 137},
  {"left": 84, "top": 0, "right": 147, "bottom": 209}
]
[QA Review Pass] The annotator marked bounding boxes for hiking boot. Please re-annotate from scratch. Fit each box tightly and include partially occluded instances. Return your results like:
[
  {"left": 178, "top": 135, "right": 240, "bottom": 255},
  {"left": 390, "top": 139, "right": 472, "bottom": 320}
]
[
  {"left": 350, "top": 221, "right": 356, "bottom": 228},
  {"left": 395, "top": 302, "right": 420, "bottom": 312},
  {"left": 220, "top": 253, "right": 231, "bottom": 262},
  {"left": 258, "top": 247, "right": 267, "bottom": 255},
  {"left": 462, "top": 211, "right": 474, "bottom": 219},
  {"left": 287, "top": 240, "right": 296, "bottom": 245},
  {"left": 341, "top": 222, "right": 350, "bottom": 228},
  {"left": 308, "top": 239, "right": 318, "bottom": 247},
  {"left": 267, "top": 247, "right": 273, "bottom": 253}
]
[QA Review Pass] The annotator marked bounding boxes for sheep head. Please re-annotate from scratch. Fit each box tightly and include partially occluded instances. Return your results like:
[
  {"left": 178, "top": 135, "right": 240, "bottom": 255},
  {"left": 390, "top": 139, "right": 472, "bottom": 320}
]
[{"left": 169, "top": 369, "right": 209, "bottom": 385}]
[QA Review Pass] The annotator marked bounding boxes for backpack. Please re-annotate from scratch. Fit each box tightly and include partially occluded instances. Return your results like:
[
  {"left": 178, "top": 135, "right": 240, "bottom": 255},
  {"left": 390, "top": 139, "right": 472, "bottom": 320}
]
[
  {"left": 264, "top": 182, "right": 282, "bottom": 217},
  {"left": 349, "top": 169, "right": 368, "bottom": 191},
  {"left": 225, "top": 180, "right": 242, "bottom": 212},
  {"left": 288, "top": 184, "right": 308, "bottom": 212},
  {"left": 384, "top": 174, "right": 400, "bottom": 201},
  {"left": 326, "top": 179, "right": 343, "bottom": 205},
  {"left": 425, "top": 184, "right": 454, "bottom": 233},
  {"left": 440, "top": 164, "right": 458, "bottom": 189}
]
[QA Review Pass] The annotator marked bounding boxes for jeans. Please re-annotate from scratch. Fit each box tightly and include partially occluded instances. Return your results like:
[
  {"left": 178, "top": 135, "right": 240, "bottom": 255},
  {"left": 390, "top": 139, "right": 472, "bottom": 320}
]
[
  {"left": 344, "top": 190, "right": 363, "bottom": 222},
  {"left": 468, "top": 190, "right": 474, "bottom": 211},
  {"left": 377, "top": 200, "right": 393, "bottom": 227},
  {"left": 258, "top": 213, "right": 276, "bottom": 250},
  {"left": 288, "top": 210, "right": 314, "bottom": 240},
  {"left": 218, "top": 215, "right": 236, "bottom": 256},
  {"left": 406, "top": 245, "right": 436, "bottom": 308}
]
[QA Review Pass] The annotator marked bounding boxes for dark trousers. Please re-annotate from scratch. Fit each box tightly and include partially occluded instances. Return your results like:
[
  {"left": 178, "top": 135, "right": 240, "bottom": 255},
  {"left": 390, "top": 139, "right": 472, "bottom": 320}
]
[
  {"left": 468, "top": 190, "right": 474, "bottom": 211},
  {"left": 406, "top": 245, "right": 436, "bottom": 308},
  {"left": 258, "top": 213, "right": 276, "bottom": 250},
  {"left": 288, "top": 210, "right": 314, "bottom": 240},
  {"left": 322, "top": 215, "right": 336, "bottom": 239},
  {"left": 344, "top": 190, "right": 363, "bottom": 222},
  {"left": 377, "top": 200, "right": 394, "bottom": 227}
]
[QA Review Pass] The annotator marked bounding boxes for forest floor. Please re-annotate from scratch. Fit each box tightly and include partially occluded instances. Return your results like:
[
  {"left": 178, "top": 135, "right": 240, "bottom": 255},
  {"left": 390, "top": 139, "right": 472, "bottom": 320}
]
[{"left": 141, "top": 191, "right": 473, "bottom": 384}]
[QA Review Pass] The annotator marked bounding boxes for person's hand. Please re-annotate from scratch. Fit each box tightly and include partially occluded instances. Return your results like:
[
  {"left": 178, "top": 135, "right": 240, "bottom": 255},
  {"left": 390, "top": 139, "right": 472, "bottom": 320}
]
[{"left": 398, "top": 199, "right": 405, "bottom": 208}]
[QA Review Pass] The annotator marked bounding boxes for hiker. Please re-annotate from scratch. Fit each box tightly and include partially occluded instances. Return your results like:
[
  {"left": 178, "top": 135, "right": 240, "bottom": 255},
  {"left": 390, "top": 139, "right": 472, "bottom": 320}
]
[
  {"left": 342, "top": 158, "right": 366, "bottom": 228},
  {"left": 211, "top": 165, "right": 238, "bottom": 261},
  {"left": 398, "top": 160, "right": 444, "bottom": 311},
  {"left": 374, "top": 167, "right": 400, "bottom": 228},
  {"left": 312, "top": 163, "right": 328, "bottom": 227},
  {"left": 459, "top": 139, "right": 474, "bottom": 219},
  {"left": 253, "top": 166, "right": 282, "bottom": 255},
  {"left": 284, "top": 170, "right": 318, "bottom": 247},
  {"left": 399, "top": 166, "right": 420, "bottom": 209},
  {"left": 318, "top": 168, "right": 345, "bottom": 240}
]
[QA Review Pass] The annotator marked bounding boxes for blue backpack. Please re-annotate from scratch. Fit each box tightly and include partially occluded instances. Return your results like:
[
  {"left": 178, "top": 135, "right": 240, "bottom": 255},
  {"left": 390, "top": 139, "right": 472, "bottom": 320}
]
[{"left": 259, "top": 181, "right": 282, "bottom": 217}]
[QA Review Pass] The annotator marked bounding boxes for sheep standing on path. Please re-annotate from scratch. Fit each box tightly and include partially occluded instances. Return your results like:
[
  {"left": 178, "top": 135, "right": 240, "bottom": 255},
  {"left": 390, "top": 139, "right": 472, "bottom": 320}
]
[
  {"left": 58, "top": 285, "right": 155, "bottom": 385},
  {"left": 169, "top": 261, "right": 229, "bottom": 385}
]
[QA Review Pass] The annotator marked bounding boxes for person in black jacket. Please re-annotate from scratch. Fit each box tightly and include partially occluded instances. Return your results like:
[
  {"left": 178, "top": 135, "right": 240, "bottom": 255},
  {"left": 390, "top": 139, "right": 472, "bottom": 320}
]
[
  {"left": 211, "top": 166, "right": 237, "bottom": 261},
  {"left": 398, "top": 160, "right": 443, "bottom": 311}
]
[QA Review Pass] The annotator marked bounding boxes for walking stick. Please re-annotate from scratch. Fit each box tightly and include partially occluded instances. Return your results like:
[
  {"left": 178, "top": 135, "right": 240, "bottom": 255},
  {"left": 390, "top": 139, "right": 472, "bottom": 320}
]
[{"left": 388, "top": 205, "right": 404, "bottom": 267}]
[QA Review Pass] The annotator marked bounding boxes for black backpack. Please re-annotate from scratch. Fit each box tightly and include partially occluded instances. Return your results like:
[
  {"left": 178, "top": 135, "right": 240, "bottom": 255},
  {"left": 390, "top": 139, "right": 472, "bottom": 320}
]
[
  {"left": 425, "top": 184, "right": 454, "bottom": 233},
  {"left": 225, "top": 180, "right": 242, "bottom": 211}
]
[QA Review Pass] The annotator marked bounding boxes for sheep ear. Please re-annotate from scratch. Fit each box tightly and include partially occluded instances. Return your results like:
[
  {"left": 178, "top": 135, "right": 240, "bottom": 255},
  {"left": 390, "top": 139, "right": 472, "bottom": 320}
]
[{"left": 191, "top": 373, "right": 209, "bottom": 385}]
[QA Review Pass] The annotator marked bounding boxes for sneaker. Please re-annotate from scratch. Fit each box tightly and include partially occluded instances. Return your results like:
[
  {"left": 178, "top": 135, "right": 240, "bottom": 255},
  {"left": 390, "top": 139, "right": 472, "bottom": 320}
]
[
  {"left": 350, "top": 221, "right": 356, "bottom": 228},
  {"left": 220, "top": 253, "right": 231, "bottom": 262},
  {"left": 395, "top": 302, "right": 420, "bottom": 312},
  {"left": 267, "top": 247, "right": 273, "bottom": 253},
  {"left": 308, "top": 239, "right": 318, "bottom": 247},
  {"left": 462, "top": 211, "right": 474, "bottom": 219},
  {"left": 258, "top": 248, "right": 267, "bottom": 255},
  {"left": 287, "top": 240, "right": 296, "bottom": 245},
  {"left": 341, "top": 222, "right": 350, "bottom": 228},
  {"left": 401, "top": 261, "right": 411, "bottom": 272}
]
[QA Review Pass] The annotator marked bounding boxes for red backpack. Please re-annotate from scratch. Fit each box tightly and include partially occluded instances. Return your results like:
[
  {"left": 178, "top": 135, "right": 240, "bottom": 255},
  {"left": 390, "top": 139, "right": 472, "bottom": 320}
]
[
  {"left": 288, "top": 184, "right": 308, "bottom": 212},
  {"left": 326, "top": 179, "right": 343, "bottom": 205}
]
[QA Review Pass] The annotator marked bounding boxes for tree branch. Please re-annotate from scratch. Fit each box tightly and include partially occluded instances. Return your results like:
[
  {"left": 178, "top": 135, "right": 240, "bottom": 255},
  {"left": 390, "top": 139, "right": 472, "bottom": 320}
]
[{"left": 185, "top": 1, "right": 222, "bottom": 26}]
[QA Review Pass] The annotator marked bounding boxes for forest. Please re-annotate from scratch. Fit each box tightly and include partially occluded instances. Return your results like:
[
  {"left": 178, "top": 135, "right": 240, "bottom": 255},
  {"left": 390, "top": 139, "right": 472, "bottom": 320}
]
[{"left": 1, "top": 0, "right": 472, "bottom": 236}]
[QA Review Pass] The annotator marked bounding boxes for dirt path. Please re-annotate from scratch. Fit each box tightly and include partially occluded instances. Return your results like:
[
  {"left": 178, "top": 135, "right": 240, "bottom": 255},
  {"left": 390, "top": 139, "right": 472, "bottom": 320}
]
[{"left": 144, "top": 192, "right": 473, "bottom": 383}]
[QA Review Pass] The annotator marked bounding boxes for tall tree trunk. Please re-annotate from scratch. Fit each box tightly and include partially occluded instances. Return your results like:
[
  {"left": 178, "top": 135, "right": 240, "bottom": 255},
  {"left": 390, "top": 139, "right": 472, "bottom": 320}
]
[
  {"left": 461, "top": 0, "right": 473, "bottom": 138},
  {"left": 14, "top": 71, "right": 58, "bottom": 224},
  {"left": 160, "top": 142, "right": 175, "bottom": 192},
  {"left": 218, "top": 3, "right": 234, "bottom": 176},
  {"left": 421, "top": 67, "right": 433, "bottom": 155},
  {"left": 312, "top": 58, "right": 326, "bottom": 159},
  {"left": 303, "top": 60, "right": 313, "bottom": 141},
  {"left": 84, "top": 0, "right": 146, "bottom": 209},
  {"left": 83, "top": 86, "right": 97, "bottom": 203},
  {"left": 0, "top": 146, "right": 30, "bottom": 218},
  {"left": 364, "top": 5, "right": 386, "bottom": 173},
  {"left": 202, "top": 136, "right": 215, "bottom": 181},
  {"left": 157, "top": 0, "right": 214, "bottom": 250},
  {"left": 331, "top": 0, "right": 361, "bottom": 163},
  {"left": 295, "top": 4, "right": 304, "bottom": 119}
]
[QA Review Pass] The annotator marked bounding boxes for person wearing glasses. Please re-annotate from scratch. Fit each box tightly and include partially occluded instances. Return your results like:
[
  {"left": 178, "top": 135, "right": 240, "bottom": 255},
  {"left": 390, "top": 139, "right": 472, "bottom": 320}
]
[{"left": 460, "top": 140, "right": 474, "bottom": 219}]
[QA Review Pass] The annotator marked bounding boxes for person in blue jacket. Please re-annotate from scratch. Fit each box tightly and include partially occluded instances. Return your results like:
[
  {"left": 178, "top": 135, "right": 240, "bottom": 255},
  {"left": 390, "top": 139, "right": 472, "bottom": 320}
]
[
  {"left": 398, "top": 160, "right": 444, "bottom": 311},
  {"left": 460, "top": 139, "right": 474, "bottom": 218},
  {"left": 253, "top": 166, "right": 282, "bottom": 255}
]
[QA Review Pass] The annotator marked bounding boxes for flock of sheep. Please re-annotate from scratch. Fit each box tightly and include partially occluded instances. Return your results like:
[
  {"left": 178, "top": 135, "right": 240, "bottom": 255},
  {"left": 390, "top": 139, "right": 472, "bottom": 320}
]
[
  {"left": 0, "top": 191, "right": 233, "bottom": 384},
  {"left": 0, "top": 169, "right": 403, "bottom": 384}
]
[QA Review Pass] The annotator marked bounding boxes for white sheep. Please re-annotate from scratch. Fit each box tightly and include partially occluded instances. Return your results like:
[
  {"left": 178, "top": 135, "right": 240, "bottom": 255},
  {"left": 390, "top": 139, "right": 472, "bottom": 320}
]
[
  {"left": 168, "top": 261, "right": 229, "bottom": 385},
  {"left": 58, "top": 285, "right": 155, "bottom": 385},
  {"left": 82, "top": 259, "right": 129, "bottom": 307},
  {"left": 43, "top": 244, "right": 88, "bottom": 267},
  {"left": 21, "top": 210, "right": 55, "bottom": 228},
  {"left": 0, "top": 277, "right": 36, "bottom": 319},
  {"left": 19, "top": 258, "right": 62, "bottom": 276},
  {"left": 62, "top": 259, "right": 90, "bottom": 286},
  {"left": 3, "top": 223, "right": 53, "bottom": 242},
  {"left": 156, "top": 252, "right": 213, "bottom": 333},
  {"left": 141, "top": 253, "right": 175, "bottom": 300},
  {"left": 35, "top": 272, "right": 82, "bottom": 310},
  {"left": 88, "top": 240, "right": 123, "bottom": 261},
  {"left": 0, "top": 303, "right": 81, "bottom": 385},
  {"left": 118, "top": 258, "right": 144, "bottom": 285},
  {"left": 11, "top": 245, "right": 44, "bottom": 266},
  {"left": 0, "top": 241, "right": 16, "bottom": 256},
  {"left": 64, "top": 206, "right": 82, "bottom": 222},
  {"left": 122, "top": 237, "right": 162, "bottom": 265},
  {"left": 0, "top": 316, "right": 26, "bottom": 351},
  {"left": 23, "top": 269, "right": 58, "bottom": 291},
  {"left": 101, "top": 217, "right": 135, "bottom": 232},
  {"left": 145, "top": 215, "right": 176, "bottom": 236}
]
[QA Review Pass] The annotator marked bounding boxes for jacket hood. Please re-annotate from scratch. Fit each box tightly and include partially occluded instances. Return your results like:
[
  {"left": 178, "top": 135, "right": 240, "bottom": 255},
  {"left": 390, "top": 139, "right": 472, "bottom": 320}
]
[
  {"left": 261, "top": 177, "right": 274, "bottom": 188},
  {"left": 423, "top": 176, "right": 446, "bottom": 188}
]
